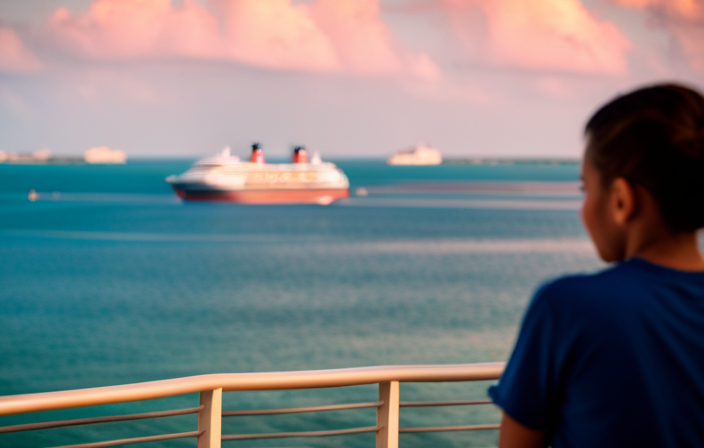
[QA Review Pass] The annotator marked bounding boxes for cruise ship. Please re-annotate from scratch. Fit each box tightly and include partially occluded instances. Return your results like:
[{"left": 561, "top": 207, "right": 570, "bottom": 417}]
[{"left": 166, "top": 144, "right": 350, "bottom": 204}]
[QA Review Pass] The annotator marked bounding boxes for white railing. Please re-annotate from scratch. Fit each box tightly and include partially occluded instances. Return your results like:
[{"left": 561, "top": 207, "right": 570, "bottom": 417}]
[{"left": 0, "top": 362, "right": 505, "bottom": 448}]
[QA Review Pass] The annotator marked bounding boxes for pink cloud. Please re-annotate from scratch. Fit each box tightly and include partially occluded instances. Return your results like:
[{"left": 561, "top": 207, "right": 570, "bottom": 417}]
[
  {"left": 0, "top": 27, "right": 43, "bottom": 73},
  {"left": 442, "top": 0, "right": 631, "bottom": 75},
  {"left": 615, "top": 0, "right": 702, "bottom": 18},
  {"left": 613, "top": 0, "right": 704, "bottom": 73},
  {"left": 308, "top": 0, "right": 399, "bottom": 74},
  {"left": 45, "top": 0, "right": 224, "bottom": 60},
  {"left": 209, "top": 0, "right": 340, "bottom": 71},
  {"left": 41, "top": 0, "right": 438, "bottom": 77}
]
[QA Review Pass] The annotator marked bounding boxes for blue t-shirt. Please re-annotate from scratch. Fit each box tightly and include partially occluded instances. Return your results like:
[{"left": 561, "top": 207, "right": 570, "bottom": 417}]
[{"left": 488, "top": 258, "right": 704, "bottom": 447}]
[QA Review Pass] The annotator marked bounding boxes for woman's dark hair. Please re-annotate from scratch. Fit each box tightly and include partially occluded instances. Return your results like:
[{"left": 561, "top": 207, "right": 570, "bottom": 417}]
[{"left": 585, "top": 83, "right": 704, "bottom": 232}]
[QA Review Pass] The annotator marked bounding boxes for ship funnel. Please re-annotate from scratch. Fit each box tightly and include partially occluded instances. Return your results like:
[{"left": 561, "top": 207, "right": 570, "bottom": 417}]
[
  {"left": 292, "top": 146, "right": 308, "bottom": 164},
  {"left": 251, "top": 142, "right": 265, "bottom": 163}
]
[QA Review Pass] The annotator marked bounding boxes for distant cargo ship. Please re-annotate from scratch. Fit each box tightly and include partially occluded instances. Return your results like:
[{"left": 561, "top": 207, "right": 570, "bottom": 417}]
[
  {"left": 166, "top": 144, "right": 350, "bottom": 205},
  {"left": 387, "top": 144, "right": 442, "bottom": 166}
]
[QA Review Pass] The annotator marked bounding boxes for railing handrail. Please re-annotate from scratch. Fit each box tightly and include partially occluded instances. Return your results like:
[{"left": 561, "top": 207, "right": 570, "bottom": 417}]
[{"left": 0, "top": 363, "right": 505, "bottom": 417}]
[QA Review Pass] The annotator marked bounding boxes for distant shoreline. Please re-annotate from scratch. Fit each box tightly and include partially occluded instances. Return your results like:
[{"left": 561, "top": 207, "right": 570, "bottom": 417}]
[
  {"left": 0, "top": 156, "right": 581, "bottom": 166},
  {"left": 0, "top": 156, "right": 86, "bottom": 165}
]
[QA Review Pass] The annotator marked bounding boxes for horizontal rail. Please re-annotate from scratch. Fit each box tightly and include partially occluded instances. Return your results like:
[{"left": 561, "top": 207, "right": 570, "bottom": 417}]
[
  {"left": 223, "top": 401, "right": 383, "bottom": 416},
  {"left": 400, "top": 424, "right": 500, "bottom": 433},
  {"left": 222, "top": 425, "right": 379, "bottom": 440},
  {"left": 0, "top": 406, "right": 203, "bottom": 434},
  {"left": 52, "top": 430, "right": 201, "bottom": 448},
  {"left": 0, "top": 363, "right": 505, "bottom": 416},
  {"left": 400, "top": 400, "right": 493, "bottom": 407}
]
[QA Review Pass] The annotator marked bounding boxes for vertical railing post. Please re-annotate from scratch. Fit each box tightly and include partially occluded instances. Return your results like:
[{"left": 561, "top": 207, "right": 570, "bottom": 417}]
[
  {"left": 198, "top": 388, "right": 222, "bottom": 448},
  {"left": 376, "top": 381, "right": 400, "bottom": 448}
]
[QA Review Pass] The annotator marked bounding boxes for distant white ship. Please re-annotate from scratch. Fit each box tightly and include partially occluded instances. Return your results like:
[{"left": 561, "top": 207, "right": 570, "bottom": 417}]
[
  {"left": 166, "top": 144, "right": 349, "bottom": 205},
  {"left": 84, "top": 146, "right": 127, "bottom": 164},
  {"left": 387, "top": 144, "right": 442, "bottom": 166}
]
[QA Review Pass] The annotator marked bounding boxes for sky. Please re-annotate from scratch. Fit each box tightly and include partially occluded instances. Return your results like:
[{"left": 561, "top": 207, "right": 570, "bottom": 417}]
[{"left": 0, "top": 0, "right": 702, "bottom": 158}]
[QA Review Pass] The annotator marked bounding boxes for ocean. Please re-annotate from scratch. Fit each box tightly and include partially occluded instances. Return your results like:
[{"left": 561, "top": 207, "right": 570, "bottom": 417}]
[{"left": 0, "top": 160, "right": 601, "bottom": 447}]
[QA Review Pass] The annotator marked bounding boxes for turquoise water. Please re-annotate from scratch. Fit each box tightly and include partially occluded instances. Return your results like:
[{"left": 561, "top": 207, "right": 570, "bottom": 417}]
[{"left": 0, "top": 160, "right": 601, "bottom": 447}]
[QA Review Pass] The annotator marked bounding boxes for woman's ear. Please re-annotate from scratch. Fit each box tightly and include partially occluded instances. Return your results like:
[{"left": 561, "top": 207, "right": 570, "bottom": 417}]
[{"left": 610, "top": 177, "right": 637, "bottom": 226}]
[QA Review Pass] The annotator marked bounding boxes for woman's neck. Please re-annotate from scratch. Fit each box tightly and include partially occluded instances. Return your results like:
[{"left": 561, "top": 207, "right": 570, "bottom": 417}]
[
  {"left": 629, "top": 230, "right": 704, "bottom": 272},
  {"left": 616, "top": 183, "right": 704, "bottom": 271}
]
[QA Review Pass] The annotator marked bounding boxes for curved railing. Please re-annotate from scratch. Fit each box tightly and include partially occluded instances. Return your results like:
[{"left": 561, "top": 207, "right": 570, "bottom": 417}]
[{"left": 0, "top": 362, "right": 505, "bottom": 448}]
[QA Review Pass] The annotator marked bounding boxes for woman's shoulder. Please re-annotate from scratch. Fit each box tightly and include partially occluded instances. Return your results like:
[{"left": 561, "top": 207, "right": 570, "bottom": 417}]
[
  {"left": 539, "top": 257, "right": 704, "bottom": 302},
  {"left": 537, "top": 263, "right": 624, "bottom": 295},
  {"left": 532, "top": 261, "right": 650, "bottom": 315}
]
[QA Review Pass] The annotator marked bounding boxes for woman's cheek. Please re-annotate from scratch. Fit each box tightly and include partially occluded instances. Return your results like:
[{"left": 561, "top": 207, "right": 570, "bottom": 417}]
[
  {"left": 580, "top": 195, "right": 595, "bottom": 238},
  {"left": 581, "top": 195, "right": 609, "bottom": 261}
]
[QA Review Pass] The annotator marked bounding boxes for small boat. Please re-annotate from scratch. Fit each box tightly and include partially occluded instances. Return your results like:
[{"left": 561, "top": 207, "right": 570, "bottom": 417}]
[
  {"left": 166, "top": 144, "right": 350, "bottom": 205},
  {"left": 387, "top": 144, "right": 442, "bottom": 166}
]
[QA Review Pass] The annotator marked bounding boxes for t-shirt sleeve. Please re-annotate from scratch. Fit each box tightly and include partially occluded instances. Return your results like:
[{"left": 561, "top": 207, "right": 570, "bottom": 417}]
[{"left": 488, "top": 283, "right": 559, "bottom": 431}]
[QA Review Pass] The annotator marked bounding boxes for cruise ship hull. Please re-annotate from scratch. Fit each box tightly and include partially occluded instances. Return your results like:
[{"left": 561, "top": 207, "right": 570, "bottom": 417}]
[{"left": 173, "top": 187, "right": 349, "bottom": 205}]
